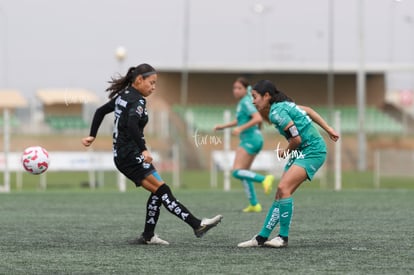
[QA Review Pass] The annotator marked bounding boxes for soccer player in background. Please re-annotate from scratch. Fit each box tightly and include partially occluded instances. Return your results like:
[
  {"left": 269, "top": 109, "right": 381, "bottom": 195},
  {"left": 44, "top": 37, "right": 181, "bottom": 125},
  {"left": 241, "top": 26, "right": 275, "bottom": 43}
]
[
  {"left": 238, "top": 80, "right": 339, "bottom": 248},
  {"left": 82, "top": 63, "right": 222, "bottom": 245},
  {"left": 214, "top": 77, "right": 274, "bottom": 212}
]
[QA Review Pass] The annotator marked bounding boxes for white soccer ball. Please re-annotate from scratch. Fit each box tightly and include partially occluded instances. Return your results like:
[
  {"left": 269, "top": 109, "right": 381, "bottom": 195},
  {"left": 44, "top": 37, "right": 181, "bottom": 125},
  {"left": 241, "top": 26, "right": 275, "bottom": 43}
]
[{"left": 21, "top": 146, "right": 50, "bottom": 175}]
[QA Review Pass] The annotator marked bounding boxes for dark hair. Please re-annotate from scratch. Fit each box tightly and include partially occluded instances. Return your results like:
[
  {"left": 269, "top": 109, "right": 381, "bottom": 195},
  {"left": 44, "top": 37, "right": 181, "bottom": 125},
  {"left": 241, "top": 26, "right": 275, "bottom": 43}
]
[
  {"left": 106, "top": 63, "right": 156, "bottom": 99},
  {"left": 252, "top": 80, "right": 293, "bottom": 104},
  {"left": 235, "top": 77, "right": 250, "bottom": 89}
]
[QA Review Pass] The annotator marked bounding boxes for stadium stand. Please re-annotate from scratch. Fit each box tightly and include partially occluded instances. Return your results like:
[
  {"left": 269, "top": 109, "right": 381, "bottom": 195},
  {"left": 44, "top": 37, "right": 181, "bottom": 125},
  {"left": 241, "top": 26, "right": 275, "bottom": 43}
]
[
  {"left": 173, "top": 105, "right": 404, "bottom": 134},
  {"left": 0, "top": 90, "right": 28, "bottom": 129},
  {"left": 45, "top": 115, "right": 89, "bottom": 130},
  {"left": 173, "top": 105, "right": 235, "bottom": 133},
  {"left": 0, "top": 114, "right": 20, "bottom": 128},
  {"left": 36, "top": 89, "right": 100, "bottom": 131}
]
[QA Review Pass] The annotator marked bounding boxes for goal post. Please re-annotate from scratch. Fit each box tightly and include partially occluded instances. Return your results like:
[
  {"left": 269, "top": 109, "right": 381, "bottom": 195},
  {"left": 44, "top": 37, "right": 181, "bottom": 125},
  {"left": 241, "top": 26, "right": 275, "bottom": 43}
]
[
  {"left": 334, "top": 110, "right": 342, "bottom": 191},
  {"left": 374, "top": 149, "right": 414, "bottom": 188}
]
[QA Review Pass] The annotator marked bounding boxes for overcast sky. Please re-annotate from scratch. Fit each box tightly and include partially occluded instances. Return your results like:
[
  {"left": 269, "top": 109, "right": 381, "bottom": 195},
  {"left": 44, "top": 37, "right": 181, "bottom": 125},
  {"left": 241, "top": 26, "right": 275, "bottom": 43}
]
[{"left": 0, "top": 0, "right": 414, "bottom": 99}]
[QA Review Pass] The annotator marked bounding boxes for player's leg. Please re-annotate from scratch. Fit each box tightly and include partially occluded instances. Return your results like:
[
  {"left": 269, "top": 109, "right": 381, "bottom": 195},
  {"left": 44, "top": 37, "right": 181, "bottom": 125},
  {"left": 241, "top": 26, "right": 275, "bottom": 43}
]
[
  {"left": 128, "top": 192, "right": 168, "bottom": 245},
  {"left": 233, "top": 138, "right": 275, "bottom": 194},
  {"left": 238, "top": 165, "right": 306, "bottom": 248},
  {"left": 232, "top": 146, "right": 261, "bottom": 212},
  {"left": 116, "top": 155, "right": 222, "bottom": 242},
  {"left": 263, "top": 165, "right": 307, "bottom": 248},
  {"left": 142, "top": 174, "right": 223, "bottom": 238},
  {"left": 127, "top": 171, "right": 167, "bottom": 245},
  {"left": 264, "top": 151, "right": 327, "bottom": 248}
]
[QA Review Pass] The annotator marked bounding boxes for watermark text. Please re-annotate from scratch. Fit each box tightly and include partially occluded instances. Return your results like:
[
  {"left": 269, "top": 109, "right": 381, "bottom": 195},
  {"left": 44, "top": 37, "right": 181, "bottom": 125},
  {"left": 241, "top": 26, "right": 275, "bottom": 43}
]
[
  {"left": 193, "top": 129, "right": 222, "bottom": 148},
  {"left": 274, "top": 142, "right": 305, "bottom": 161}
]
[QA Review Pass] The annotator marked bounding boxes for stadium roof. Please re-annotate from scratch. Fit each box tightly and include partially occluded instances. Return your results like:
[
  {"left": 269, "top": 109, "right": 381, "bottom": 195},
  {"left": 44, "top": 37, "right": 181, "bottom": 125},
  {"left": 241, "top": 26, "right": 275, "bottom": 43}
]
[
  {"left": 0, "top": 90, "right": 28, "bottom": 108},
  {"left": 157, "top": 62, "right": 414, "bottom": 74},
  {"left": 36, "top": 89, "right": 100, "bottom": 105}
]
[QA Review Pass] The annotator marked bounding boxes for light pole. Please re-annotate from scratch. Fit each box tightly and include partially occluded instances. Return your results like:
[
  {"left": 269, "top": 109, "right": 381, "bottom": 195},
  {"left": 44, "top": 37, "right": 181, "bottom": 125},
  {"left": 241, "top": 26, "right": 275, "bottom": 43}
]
[
  {"left": 115, "top": 46, "right": 127, "bottom": 73},
  {"left": 357, "top": 0, "right": 367, "bottom": 171},
  {"left": 0, "top": 6, "right": 8, "bottom": 87},
  {"left": 252, "top": 3, "right": 267, "bottom": 63},
  {"left": 327, "top": 0, "right": 335, "bottom": 121},
  {"left": 180, "top": 0, "right": 190, "bottom": 106}
]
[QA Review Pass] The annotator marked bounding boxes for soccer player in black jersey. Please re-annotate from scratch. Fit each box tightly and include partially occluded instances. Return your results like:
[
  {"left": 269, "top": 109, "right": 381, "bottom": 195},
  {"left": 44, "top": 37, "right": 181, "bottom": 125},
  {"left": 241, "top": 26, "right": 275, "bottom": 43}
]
[{"left": 82, "top": 63, "right": 222, "bottom": 245}]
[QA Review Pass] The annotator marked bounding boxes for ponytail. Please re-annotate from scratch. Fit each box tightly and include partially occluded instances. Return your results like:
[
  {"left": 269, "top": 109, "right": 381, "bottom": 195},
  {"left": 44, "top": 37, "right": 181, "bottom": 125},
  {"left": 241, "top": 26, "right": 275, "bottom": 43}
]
[
  {"left": 106, "top": 63, "right": 156, "bottom": 99},
  {"left": 269, "top": 90, "right": 293, "bottom": 104}
]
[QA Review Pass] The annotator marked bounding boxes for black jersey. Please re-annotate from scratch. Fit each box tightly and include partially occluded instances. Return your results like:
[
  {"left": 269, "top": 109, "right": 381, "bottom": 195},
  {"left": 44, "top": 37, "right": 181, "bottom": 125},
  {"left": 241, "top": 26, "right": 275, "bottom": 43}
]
[
  {"left": 113, "top": 88, "right": 148, "bottom": 157},
  {"left": 89, "top": 86, "right": 148, "bottom": 158}
]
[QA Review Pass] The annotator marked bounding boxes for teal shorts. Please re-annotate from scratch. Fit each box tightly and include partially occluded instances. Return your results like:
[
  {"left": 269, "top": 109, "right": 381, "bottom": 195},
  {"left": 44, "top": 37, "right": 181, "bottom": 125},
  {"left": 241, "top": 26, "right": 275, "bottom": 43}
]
[
  {"left": 239, "top": 134, "right": 263, "bottom": 155},
  {"left": 284, "top": 145, "right": 327, "bottom": 181}
]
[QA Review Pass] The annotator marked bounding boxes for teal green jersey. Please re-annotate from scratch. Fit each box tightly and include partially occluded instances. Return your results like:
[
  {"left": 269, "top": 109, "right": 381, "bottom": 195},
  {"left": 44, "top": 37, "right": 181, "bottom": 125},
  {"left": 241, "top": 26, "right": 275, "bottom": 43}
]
[
  {"left": 236, "top": 93, "right": 261, "bottom": 138},
  {"left": 269, "top": 101, "right": 326, "bottom": 152}
]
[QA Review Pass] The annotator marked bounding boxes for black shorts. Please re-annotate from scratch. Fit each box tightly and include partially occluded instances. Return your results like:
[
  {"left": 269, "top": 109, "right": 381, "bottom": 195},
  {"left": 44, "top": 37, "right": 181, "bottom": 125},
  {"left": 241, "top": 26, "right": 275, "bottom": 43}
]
[{"left": 114, "top": 150, "right": 156, "bottom": 187}]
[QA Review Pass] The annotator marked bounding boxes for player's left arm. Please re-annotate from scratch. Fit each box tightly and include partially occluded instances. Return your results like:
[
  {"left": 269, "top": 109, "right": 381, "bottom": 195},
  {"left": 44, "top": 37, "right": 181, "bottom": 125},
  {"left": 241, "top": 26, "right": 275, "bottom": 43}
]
[
  {"left": 278, "top": 121, "right": 302, "bottom": 158},
  {"left": 298, "top": 105, "right": 339, "bottom": 142}
]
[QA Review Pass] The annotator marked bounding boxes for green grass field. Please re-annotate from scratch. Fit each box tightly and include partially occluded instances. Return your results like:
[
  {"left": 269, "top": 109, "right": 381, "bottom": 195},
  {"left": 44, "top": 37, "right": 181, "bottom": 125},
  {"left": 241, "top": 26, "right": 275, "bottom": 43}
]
[
  {"left": 1, "top": 185, "right": 413, "bottom": 274},
  {"left": 3, "top": 169, "right": 414, "bottom": 192}
]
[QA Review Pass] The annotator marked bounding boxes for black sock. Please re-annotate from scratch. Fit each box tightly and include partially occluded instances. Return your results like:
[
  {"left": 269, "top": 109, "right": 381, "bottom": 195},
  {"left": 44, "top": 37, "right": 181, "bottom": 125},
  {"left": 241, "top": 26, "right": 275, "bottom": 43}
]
[
  {"left": 279, "top": 235, "right": 289, "bottom": 242},
  {"left": 142, "top": 193, "right": 162, "bottom": 240},
  {"left": 256, "top": 235, "right": 268, "bottom": 245},
  {"left": 155, "top": 184, "right": 201, "bottom": 229}
]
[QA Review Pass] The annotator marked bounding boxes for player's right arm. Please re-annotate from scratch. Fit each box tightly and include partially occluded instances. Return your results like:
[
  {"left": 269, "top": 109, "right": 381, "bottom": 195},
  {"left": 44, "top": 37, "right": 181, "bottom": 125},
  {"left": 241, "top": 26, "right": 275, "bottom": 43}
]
[
  {"left": 214, "top": 120, "right": 238, "bottom": 131},
  {"left": 82, "top": 99, "right": 116, "bottom": 147}
]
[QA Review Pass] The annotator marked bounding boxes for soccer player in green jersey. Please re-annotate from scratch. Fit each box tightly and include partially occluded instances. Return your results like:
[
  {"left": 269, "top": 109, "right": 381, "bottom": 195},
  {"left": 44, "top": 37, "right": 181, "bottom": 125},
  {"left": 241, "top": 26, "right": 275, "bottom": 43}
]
[
  {"left": 214, "top": 77, "right": 274, "bottom": 213},
  {"left": 238, "top": 80, "right": 339, "bottom": 248}
]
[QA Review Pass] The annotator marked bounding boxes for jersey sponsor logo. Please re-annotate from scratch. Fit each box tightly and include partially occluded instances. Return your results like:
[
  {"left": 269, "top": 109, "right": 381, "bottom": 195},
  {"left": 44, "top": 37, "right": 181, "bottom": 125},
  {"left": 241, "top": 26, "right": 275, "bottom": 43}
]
[
  {"left": 136, "top": 106, "right": 144, "bottom": 116},
  {"left": 139, "top": 99, "right": 145, "bottom": 105},
  {"left": 135, "top": 155, "right": 144, "bottom": 164},
  {"left": 115, "top": 96, "right": 128, "bottom": 108}
]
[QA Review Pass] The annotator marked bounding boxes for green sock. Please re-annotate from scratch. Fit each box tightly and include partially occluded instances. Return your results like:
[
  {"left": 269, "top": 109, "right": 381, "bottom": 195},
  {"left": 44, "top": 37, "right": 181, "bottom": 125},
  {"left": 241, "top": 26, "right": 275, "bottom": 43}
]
[
  {"left": 258, "top": 201, "right": 280, "bottom": 238},
  {"left": 279, "top": 197, "right": 294, "bottom": 237},
  {"left": 242, "top": 179, "right": 258, "bottom": 206},
  {"left": 232, "top": 169, "right": 265, "bottom": 183}
]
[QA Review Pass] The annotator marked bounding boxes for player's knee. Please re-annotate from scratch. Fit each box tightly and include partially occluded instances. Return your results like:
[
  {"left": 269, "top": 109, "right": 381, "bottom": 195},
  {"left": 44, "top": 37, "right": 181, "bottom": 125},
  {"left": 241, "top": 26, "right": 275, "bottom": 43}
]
[
  {"left": 276, "top": 186, "right": 291, "bottom": 199},
  {"left": 232, "top": 169, "right": 241, "bottom": 179}
]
